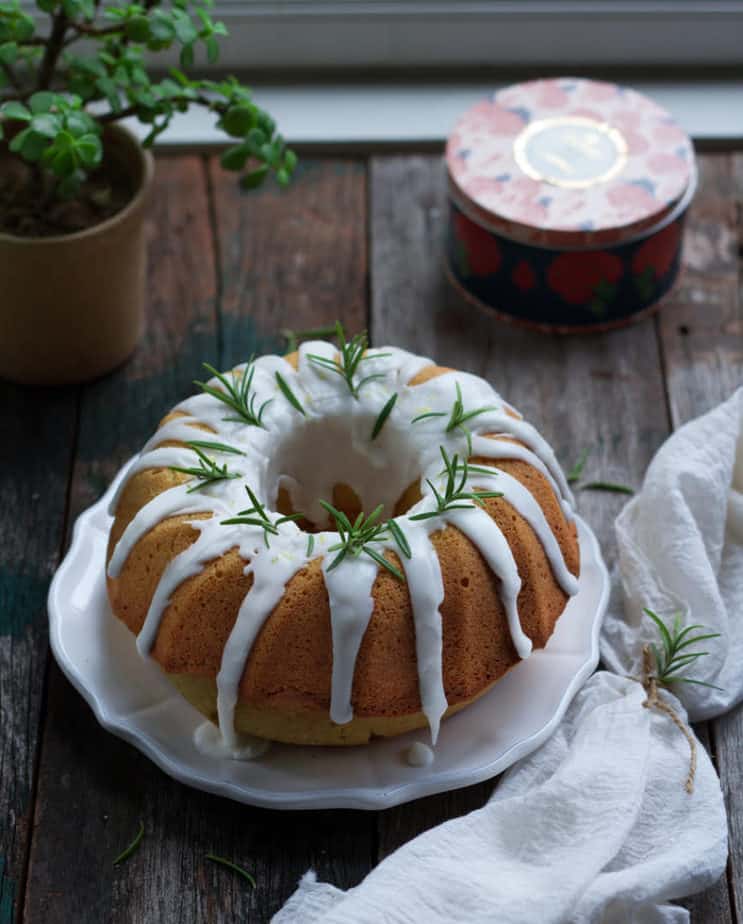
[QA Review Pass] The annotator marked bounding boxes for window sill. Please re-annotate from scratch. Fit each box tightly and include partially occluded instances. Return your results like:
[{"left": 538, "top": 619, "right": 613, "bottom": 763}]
[{"left": 130, "top": 78, "right": 743, "bottom": 150}]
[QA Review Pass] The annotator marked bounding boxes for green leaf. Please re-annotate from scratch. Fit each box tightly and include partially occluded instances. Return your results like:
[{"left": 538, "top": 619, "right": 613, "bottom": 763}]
[
  {"left": 10, "top": 127, "right": 49, "bottom": 162},
  {"left": 1, "top": 100, "right": 31, "bottom": 121},
  {"left": 36, "top": 0, "right": 57, "bottom": 11},
  {"left": 220, "top": 143, "right": 249, "bottom": 171},
  {"left": 205, "top": 34, "right": 218, "bottom": 63},
  {"left": 126, "top": 15, "right": 150, "bottom": 41},
  {"left": 241, "top": 164, "right": 269, "bottom": 190},
  {"left": 0, "top": 41, "right": 17, "bottom": 64},
  {"left": 179, "top": 42, "right": 194, "bottom": 68},
  {"left": 30, "top": 113, "right": 60, "bottom": 138},
  {"left": 76, "top": 132, "right": 102, "bottom": 167},
  {"left": 283, "top": 149, "right": 297, "bottom": 172},
  {"left": 275, "top": 167, "right": 289, "bottom": 187},
  {"left": 221, "top": 103, "right": 256, "bottom": 138},
  {"left": 149, "top": 11, "right": 176, "bottom": 42}
]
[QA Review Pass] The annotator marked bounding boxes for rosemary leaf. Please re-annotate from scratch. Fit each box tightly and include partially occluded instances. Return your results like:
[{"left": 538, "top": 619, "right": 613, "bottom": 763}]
[
  {"left": 280, "top": 323, "right": 338, "bottom": 355},
  {"left": 185, "top": 439, "right": 245, "bottom": 456},
  {"left": 113, "top": 821, "right": 145, "bottom": 866},
  {"left": 567, "top": 447, "right": 591, "bottom": 484},
  {"left": 371, "top": 392, "right": 398, "bottom": 439},
  {"left": 645, "top": 607, "right": 723, "bottom": 690},
  {"left": 580, "top": 481, "right": 634, "bottom": 495},
  {"left": 206, "top": 854, "right": 257, "bottom": 888},
  {"left": 364, "top": 545, "right": 405, "bottom": 582},
  {"left": 388, "top": 519, "right": 411, "bottom": 559},
  {"left": 275, "top": 371, "right": 306, "bottom": 416},
  {"left": 306, "top": 534, "right": 315, "bottom": 557}
]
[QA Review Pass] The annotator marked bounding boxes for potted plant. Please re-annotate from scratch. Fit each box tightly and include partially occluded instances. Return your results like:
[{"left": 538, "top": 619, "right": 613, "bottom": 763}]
[{"left": 0, "top": 0, "right": 295, "bottom": 385}]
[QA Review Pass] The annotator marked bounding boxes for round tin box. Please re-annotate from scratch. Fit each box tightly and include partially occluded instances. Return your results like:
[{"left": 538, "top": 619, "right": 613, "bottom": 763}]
[{"left": 445, "top": 78, "right": 697, "bottom": 333}]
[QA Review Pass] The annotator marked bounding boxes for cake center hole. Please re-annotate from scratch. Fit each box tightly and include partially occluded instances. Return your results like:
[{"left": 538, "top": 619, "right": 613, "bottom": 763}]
[{"left": 267, "top": 414, "right": 423, "bottom": 531}]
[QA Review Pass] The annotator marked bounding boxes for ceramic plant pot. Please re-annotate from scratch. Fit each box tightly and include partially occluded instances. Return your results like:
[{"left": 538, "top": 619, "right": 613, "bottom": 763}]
[{"left": 0, "top": 124, "right": 154, "bottom": 385}]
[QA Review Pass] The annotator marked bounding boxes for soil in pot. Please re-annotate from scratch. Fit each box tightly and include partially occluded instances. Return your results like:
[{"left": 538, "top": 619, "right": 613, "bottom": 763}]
[{"left": 0, "top": 142, "right": 135, "bottom": 238}]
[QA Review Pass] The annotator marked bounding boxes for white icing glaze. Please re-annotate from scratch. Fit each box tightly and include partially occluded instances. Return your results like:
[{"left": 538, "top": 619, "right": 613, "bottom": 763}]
[
  {"left": 193, "top": 719, "right": 271, "bottom": 760},
  {"left": 405, "top": 741, "right": 434, "bottom": 767},
  {"left": 108, "top": 342, "right": 578, "bottom": 747}
]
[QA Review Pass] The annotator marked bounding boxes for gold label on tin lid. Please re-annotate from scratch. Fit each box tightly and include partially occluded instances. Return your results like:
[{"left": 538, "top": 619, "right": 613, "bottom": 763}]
[{"left": 513, "top": 116, "right": 628, "bottom": 189}]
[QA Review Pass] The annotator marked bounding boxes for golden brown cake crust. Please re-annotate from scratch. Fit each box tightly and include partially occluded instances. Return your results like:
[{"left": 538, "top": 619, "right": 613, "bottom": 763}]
[{"left": 106, "top": 362, "right": 580, "bottom": 745}]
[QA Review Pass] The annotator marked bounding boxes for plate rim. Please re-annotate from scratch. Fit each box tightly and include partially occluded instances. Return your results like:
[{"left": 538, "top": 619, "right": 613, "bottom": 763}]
[{"left": 48, "top": 460, "right": 609, "bottom": 811}]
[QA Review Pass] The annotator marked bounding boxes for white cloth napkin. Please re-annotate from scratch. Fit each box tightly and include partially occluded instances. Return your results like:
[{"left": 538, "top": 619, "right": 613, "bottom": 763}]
[{"left": 274, "top": 389, "right": 743, "bottom": 924}]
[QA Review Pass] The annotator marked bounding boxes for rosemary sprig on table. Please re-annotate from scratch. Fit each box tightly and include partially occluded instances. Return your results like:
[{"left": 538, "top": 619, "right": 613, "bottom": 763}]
[
  {"left": 371, "top": 392, "right": 398, "bottom": 440},
  {"left": 582, "top": 481, "right": 634, "bottom": 495},
  {"left": 275, "top": 371, "right": 306, "bottom": 416},
  {"left": 409, "top": 447, "right": 503, "bottom": 521},
  {"left": 170, "top": 444, "right": 241, "bottom": 492},
  {"left": 645, "top": 608, "right": 722, "bottom": 690},
  {"left": 307, "top": 321, "right": 390, "bottom": 399},
  {"left": 566, "top": 447, "right": 634, "bottom": 495},
  {"left": 206, "top": 854, "right": 257, "bottom": 888},
  {"left": 113, "top": 821, "right": 145, "bottom": 866},
  {"left": 221, "top": 485, "right": 304, "bottom": 548},
  {"left": 412, "top": 382, "right": 497, "bottom": 454},
  {"left": 195, "top": 361, "right": 272, "bottom": 427},
  {"left": 567, "top": 447, "right": 590, "bottom": 484},
  {"left": 280, "top": 324, "right": 338, "bottom": 355},
  {"left": 319, "top": 500, "right": 409, "bottom": 581}
]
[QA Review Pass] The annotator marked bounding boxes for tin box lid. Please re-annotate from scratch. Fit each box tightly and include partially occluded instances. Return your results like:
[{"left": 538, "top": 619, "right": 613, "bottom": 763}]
[{"left": 446, "top": 78, "right": 695, "bottom": 248}]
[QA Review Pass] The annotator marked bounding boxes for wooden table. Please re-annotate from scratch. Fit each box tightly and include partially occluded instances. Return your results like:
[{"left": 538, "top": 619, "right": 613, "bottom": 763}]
[{"left": 2, "top": 151, "right": 741, "bottom": 924}]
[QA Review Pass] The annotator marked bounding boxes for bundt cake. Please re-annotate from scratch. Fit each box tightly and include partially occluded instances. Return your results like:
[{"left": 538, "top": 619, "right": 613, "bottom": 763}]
[{"left": 106, "top": 327, "right": 580, "bottom": 750}]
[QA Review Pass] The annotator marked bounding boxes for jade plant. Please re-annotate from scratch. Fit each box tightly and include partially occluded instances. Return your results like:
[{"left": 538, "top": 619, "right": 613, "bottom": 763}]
[{"left": 0, "top": 0, "right": 295, "bottom": 234}]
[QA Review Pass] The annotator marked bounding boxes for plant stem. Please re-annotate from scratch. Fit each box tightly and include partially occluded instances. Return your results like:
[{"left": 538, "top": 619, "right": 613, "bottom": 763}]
[
  {"left": 0, "top": 60, "right": 21, "bottom": 92},
  {"left": 37, "top": 10, "right": 69, "bottom": 91}
]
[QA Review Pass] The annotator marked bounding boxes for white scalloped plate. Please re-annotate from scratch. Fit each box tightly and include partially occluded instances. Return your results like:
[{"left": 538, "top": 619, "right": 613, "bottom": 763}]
[{"left": 48, "top": 460, "right": 609, "bottom": 811}]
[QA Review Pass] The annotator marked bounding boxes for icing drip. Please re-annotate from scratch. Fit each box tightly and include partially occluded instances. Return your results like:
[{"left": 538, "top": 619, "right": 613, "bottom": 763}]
[
  {"left": 194, "top": 719, "right": 270, "bottom": 760},
  {"left": 107, "top": 484, "right": 219, "bottom": 579},
  {"left": 136, "top": 524, "right": 237, "bottom": 655},
  {"left": 469, "top": 469, "right": 579, "bottom": 597},
  {"left": 399, "top": 524, "right": 448, "bottom": 744},
  {"left": 217, "top": 541, "right": 308, "bottom": 748},
  {"left": 405, "top": 741, "right": 434, "bottom": 767},
  {"left": 323, "top": 555, "right": 378, "bottom": 726},
  {"left": 445, "top": 506, "right": 529, "bottom": 658},
  {"left": 107, "top": 342, "right": 580, "bottom": 747}
]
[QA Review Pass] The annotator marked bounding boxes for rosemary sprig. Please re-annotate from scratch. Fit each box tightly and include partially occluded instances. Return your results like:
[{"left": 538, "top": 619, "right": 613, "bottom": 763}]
[
  {"left": 581, "top": 481, "right": 634, "bottom": 495},
  {"left": 566, "top": 447, "right": 633, "bottom": 494},
  {"left": 319, "top": 500, "right": 407, "bottom": 581},
  {"left": 183, "top": 439, "right": 245, "bottom": 456},
  {"left": 371, "top": 392, "right": 398, "bottom": 440},
  {"left": 113, "top": 821, "right": 145, "bottom": 866},
  {"left": 280, "top": 323, "right": 338, "bottom": 354},
  {"left": 195, "top": 361, "right": 272, "bottom": 427},
  {"left": 206, "top": 854, "right": 257, "bottom": 888},
  {"left": 412, "top": 382, "right": 497, "bottom": 454},
  {"left": 170, "top": 445, "right": 241, "bottom": 492},
  {"left": 221, "top": 485, "right": 304, "bottom": 547},
  {"left": 307, "top": 321, "right": 390, "bottom": 400},
  {"left": 645, "top": 608, "right": 722, "bottom": 690},
  {"left": 275, "top": 371, "right": 306, "bottom": 416},
  {"left": 567, "top": 447, "right": 591, "bottom": 484},
  {"left": 409, "top": 447, "right": 503, "bottom": 521}
]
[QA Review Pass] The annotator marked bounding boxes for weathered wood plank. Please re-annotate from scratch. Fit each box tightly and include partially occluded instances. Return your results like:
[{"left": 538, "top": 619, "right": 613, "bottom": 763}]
[
  {"left": 208, "top": 156, "right": 376, "bottom": 918},
  {"left": 658, "top": 153, "right": 741, "bottom": 924},
  {"left": 23, "top": 156, "right": 222, "bottom": 924},
  {"left": 208, "top": 156, "right": 369, "bottom": 369},
  {"left": 370, "top": 154, "right": 670, "bottom": 857},
  {"left": 0, "top": 384, "right": 78, "bottom": 924},
  {"left": 26, "top": 156, "right": 375, "bottom": 924}
]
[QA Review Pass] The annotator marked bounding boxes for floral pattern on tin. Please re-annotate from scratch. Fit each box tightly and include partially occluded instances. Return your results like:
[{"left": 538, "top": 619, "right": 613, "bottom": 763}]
[
  {"left": 632, "top": 221, "right": 682, "bottom": 300},
  {"left": 446, "top": 78, "right": 694, "bottom": 243},
  {"left": 546, "top": 251, "right": 624, "bottom": 317}
]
